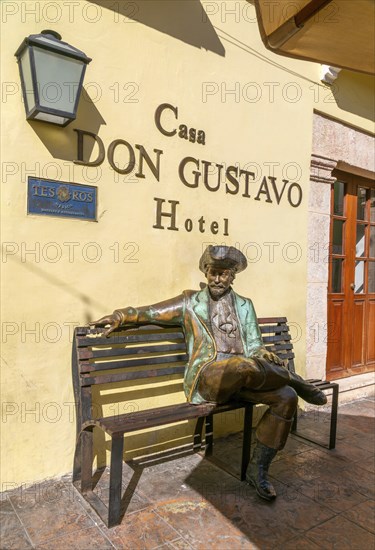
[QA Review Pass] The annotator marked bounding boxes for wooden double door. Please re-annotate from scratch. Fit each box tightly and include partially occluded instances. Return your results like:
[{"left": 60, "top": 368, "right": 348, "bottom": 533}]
[{"left": 327, "top": 173, "right": 375, "bottom": 380}]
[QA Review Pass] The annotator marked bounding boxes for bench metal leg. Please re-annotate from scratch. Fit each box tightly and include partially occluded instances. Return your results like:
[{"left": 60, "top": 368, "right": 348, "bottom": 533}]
[
  {"left": 329, "top": 383, "right": 339, "bottom": 450},
  {"left": 81, "top": 430, "right": 93, "bottom": 493},
  {"left": 205, "top": 414, "right": 214, "bottom": 456},
  {"left": 108, "top": 435, "right": 124, "bottom": 528},
  {"left": 194, "top": 417, "right": 205, "bottom": 451},
  {"left": 291, "top": 411, "right": 298, "bottom": 433},
  {"left": 291, "top": 383, "right": 339, "bottom": 450},
  {"left": 241, "top": 404, "right": 253, "bottom": 481},
  {"left": 73, "top": 435, "right": 82, "bottom": 483}
]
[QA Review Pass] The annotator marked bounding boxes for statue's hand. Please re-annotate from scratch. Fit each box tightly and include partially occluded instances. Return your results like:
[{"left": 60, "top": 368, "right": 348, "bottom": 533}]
[
  {"left": 262, "top": 351, "right": 284, "bottom": 366},
  {"left": 89, "top": 314, "right": 120, "bottom": 338}
]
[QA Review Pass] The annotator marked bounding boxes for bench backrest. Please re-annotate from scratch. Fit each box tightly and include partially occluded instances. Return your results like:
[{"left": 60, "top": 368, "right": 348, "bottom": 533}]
[
  {"left": 74, "top": 325, "right": 188, "bottom": 387},
  {"left": 258, "top": 317, "right": 295, "bottom": 373},
  {"left": 72, "top": 317, "right": 295, "bottom": 420}
]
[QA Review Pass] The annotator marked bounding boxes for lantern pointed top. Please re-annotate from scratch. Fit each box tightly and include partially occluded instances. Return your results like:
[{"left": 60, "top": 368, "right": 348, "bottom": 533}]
[{"left": 15, "top": 30, "right": 92, "bottom": 64}]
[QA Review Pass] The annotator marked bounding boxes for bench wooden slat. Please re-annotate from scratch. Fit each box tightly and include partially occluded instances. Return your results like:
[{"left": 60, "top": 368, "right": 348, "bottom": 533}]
[
  {"left": 77, "top": 331, "right": 185, "bottom": 347},
  {"left": 257, "top": 317, "right": 287, "bottom": 324},
  {"left": 80, "top": 342, "right": 187, "bottom": 361},
  {"left": 84, "top": 400, "right": 247, "bottom": 436},
  {"left": 267, "top": 352, "right": 295, "bottom": 360},
  {"left": 80, "top": 365, "right": 186, "bottom": 386},
  {"left": 274, "top": 351, "right": 295, "bottom": 360},
  {"left": 78, "top": 324, "right": 181, "bottom": 333},
  {"left": 266, "top": 348, "right": 295, "bottom": 357},
  {"left": 80, "top": 351, "right": 188, "bottom": 373},
  {"left": 265, "top": 343, "right": 293, "bottom": 351},
  {"left": 259, "top": 324, "right": 289, "bottom": 334},
  {"left": 309, "top": 380, "right": 335, "bottom": 390},
  {"left": 261, "top": 334, "right": 292, "bottom": 343}
]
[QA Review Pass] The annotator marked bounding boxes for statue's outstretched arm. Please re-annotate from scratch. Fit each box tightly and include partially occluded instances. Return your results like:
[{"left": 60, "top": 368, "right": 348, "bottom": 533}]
[{"left": 89, "top": 294, "right": 185, "bottom": 338}]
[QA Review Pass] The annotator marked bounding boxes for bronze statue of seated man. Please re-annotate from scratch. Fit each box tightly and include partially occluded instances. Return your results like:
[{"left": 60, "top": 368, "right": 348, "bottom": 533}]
[{"left": 90, "top": 245, "right": 327, "bottom": 501}]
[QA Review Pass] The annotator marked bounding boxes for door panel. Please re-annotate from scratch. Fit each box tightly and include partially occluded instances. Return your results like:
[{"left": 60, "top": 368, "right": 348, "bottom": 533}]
[
  {"left": 327, "top": 174, "right": 375, "bottom": 380},
  {"left": 327, "top": 299, "right": 345, "bottom": 373},
  {"left": 367, "top": 299, "right": 375, "bottom": 364},
  {"left": 350, "top": 300, "right": 364, "bottom": 367}
]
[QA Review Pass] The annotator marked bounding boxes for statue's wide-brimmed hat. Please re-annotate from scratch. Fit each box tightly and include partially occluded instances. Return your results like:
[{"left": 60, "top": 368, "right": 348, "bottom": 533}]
[{"left": 199, "top": 245, "right": 247, "bottom": 273}]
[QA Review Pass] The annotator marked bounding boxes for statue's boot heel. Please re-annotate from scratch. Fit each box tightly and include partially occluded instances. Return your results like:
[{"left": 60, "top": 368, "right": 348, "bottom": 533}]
[{"left": 246, "top": 442, "right": 278, "bottom": 501}]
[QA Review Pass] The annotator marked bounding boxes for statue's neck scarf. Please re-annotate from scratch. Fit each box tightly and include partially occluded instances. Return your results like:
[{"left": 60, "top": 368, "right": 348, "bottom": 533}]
[{"left": 210, "top": 291, "right": 238, "bottom": 338}]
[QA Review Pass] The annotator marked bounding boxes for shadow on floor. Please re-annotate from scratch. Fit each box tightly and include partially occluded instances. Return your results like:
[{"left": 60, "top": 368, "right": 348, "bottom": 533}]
[{"left": 1, "top": 398, "right": 374, "bottom": 549}]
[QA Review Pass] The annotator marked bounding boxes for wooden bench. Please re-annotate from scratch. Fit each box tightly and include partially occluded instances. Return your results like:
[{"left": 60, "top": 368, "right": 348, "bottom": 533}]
[{"left": 72, "top": 316, "right": 338, "bottom": 527}]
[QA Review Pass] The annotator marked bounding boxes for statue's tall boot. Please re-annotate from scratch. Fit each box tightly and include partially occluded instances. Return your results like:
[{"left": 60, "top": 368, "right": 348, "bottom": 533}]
[
  {"left": 246, "top": 407, "right": 295, "bottom": 500},
  {"left": 250, "top": 357, "right": 327, "bottom": 406},
  {"left": 288, "top": 372, "right": 327, "bottom": 405},
  {"left": 246, "top": 441, "right": 278, "bottom": 501}
]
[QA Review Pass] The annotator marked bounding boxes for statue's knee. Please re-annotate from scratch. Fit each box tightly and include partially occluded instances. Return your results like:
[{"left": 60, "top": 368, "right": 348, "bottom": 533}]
[
  {"left": 229, "top": 357, "right": 257, "bottom": 372},
  {"left": 280, "top": 386, "right": 298, "bottom": 414},
  {"left": 229, "top": 357, "right": 264, "bottom": 388}
]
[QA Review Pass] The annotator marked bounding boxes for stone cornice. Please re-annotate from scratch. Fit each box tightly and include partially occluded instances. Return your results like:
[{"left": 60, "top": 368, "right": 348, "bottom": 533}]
[{"left": 310, "top": 154, "right": 337, "bottom": 184}]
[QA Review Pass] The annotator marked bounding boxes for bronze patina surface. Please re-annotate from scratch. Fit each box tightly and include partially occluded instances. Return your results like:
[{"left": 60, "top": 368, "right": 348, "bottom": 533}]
[{"left": 91, "top": 245, "right": 327, "bottom": 501}]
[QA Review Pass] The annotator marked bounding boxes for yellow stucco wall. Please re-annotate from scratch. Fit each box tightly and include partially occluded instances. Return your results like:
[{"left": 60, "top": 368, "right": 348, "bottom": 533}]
[{"left": 1, "top": 0, "right": 374, "bottom": 488}]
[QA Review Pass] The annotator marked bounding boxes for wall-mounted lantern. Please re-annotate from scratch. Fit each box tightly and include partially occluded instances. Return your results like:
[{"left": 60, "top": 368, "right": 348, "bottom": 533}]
[{"left": 15, "top": 30, "right": 91, "bottom": 127}]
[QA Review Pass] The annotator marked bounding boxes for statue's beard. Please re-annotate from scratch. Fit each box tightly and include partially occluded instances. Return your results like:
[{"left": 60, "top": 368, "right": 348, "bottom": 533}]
[{"left": 209, "top": 284, "right": 230, "bottom": 299}]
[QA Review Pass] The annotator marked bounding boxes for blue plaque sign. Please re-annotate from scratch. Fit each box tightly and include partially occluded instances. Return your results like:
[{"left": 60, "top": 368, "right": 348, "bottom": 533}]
[{"left": 28, "top": 177, "right": 97, "bottom": 221}]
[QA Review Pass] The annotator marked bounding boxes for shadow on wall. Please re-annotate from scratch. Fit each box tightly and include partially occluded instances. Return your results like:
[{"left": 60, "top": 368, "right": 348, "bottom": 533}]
[
  {"left": 329, "top": 70, "right": 375, "bottom": 123},
  {"left": 5, "top": 254, "right": 108, "bottom": 324},
  {"left": 28, "top": 88, "right": 106, "bottom": 162},
  {"left": 89, "top": 0, "right": 225, "bottom": 57}
]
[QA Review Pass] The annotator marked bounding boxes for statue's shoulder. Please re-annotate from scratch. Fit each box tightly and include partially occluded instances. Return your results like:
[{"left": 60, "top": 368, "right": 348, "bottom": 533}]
[
  {"left": 232, "top": 290, "right": 254, "bottom": 306},
  {"left": 182, "top": 289, "right": 201, "bottom": 299}
]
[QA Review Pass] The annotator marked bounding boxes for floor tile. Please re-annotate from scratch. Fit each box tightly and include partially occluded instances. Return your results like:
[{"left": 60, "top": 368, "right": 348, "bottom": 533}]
[
  {"left": 345, "top": 463, "right": 375, "bottom": 499},
  {"left": 269, "top": 448, "right": 348, "bottom": 489},
  {"left": 108, "top": 508, "right": 183, "bottom": 550},
  {"left": 343, "top": 433, "right": 375, "bottom": 454},
  {"left": 324, "top": 442, "right": 374, "bottom": 464},
  {"left": 350, "top": 405, "right": 374, "bottom": 418},
  {"left": 339, "top": 400, "right": 375, "bottom": 417},
  {"left": 277, "top": 435, "right": 315, "bottom": 458},
  {"left": 336, "top": 414, "right": 374, "bottom": 435},
  {"left": 9, "top": 481, "right": 94, "bottom": 544},
  {"left": 155, "top": 498, "right": 256, "bottom": 549},
  {"left": 0, "top": 500, "right": 33, "bottom": 549},
  {"left": 305, "top": 515, "right": 375, "bottom": 549},
  {"left": 298, "top": 467, "right": 369, "bottom": 513},
  {"left": 341, "top": 499, "right": 375, "bottom": 534},
  {"left": 164, "top": 537, "right": 195, "bottom": 549},
  {"left": 237, "top": 484, "right": 333, "bottom": 545},
  {"left": 91, "top": 465, "right": 152, "bottom": 514},
  {"left": 35, "top": 525, "right": 114, "bottom": 549},
  {"left": 277, "top": 535, "right": 321, "bottom": 549},
  {"left": 351, "top": 454, "right": 375, "bottom": 475},
  {"left": 124, "top": 455, "right": 207, "bottom": 506},
  {"left": 184, "top": 460, "right": 334, "bottom": 548}
]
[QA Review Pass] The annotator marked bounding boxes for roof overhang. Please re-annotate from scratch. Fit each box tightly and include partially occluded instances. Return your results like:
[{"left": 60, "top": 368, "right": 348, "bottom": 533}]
[{"left": 253, "top": 0, "right": 375, "bottom": 75}]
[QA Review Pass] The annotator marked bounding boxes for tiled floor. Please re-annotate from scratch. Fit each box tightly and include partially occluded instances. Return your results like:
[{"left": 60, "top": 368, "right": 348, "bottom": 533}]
[{"left": 1, "top": 398, "right": 374, "bottom": 549}]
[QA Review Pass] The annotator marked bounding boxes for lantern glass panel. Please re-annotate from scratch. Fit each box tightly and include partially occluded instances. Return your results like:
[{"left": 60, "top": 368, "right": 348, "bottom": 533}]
[
  {"left": 33, "top": 112, "right": 69, "bottom": 125},
  {"left": 35, "top": 36, "right": 81, "bottom": 55},
  {"left": 33, "top": 46, "right": 84, "bottom": 113},
  {"left": 20, "top": 49, "right": 35, "bottom": 112}
]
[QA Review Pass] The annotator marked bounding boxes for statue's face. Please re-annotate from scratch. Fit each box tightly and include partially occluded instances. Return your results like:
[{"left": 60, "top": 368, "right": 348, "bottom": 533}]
[{"left": 206, "top": 267, "right": 234, "bottom": 299}]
